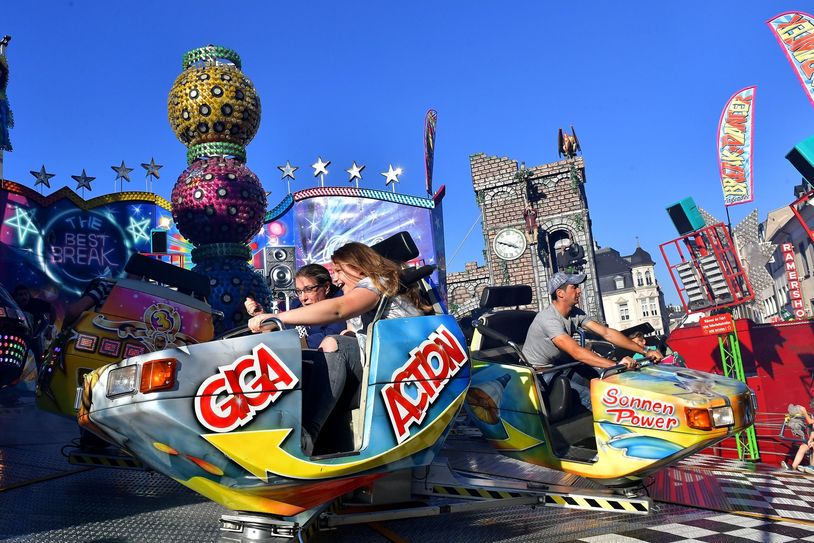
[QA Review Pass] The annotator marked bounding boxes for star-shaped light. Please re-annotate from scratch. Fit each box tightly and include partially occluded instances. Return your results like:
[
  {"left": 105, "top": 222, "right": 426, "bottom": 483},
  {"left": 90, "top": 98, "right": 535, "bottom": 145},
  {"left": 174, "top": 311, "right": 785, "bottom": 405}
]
[
  {"left": 381, "top": 164, "right": 402, "bottom": 187},
  {"left": 346, "top": 162, "right": 365, "bottom": 183},
  {"left": 112, "top": 161, "right": 134, "bottom": 183},
  {"left": 71, "top": 169, "right": 95, "bottom": 192},
  {"left": 4, "top": 206, "right": 39, "bottom": 244},
  {"left": 141, "top": 158, "right": 163, "bottom": 179},
  {"left": 126, "top": 216, "right": 152, "bottom": 242},
  {"left": 312, "top": 157, "right": 330, "bottom": 177},
  {"left": 29, "top": 166, "right": 55, "bottom": 189},
  {"left": 278, "top": 161, "right": 298, "bottom": 180}
]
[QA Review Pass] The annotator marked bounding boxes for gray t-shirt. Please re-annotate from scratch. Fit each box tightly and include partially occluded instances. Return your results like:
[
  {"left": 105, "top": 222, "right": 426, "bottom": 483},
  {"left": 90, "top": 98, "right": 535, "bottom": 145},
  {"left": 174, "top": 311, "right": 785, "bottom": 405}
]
[
  {"left": 521, "top": 304, "right": 594, "bottom": 369},
  {"left": 348, "top": 277, "right": 423, "bottom": 354}
]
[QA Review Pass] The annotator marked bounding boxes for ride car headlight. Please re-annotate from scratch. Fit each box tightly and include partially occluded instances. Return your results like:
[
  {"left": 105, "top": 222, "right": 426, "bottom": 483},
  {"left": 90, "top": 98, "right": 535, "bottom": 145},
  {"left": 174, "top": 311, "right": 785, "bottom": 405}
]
[
  {"left": 107, "top": 365, "right": 137, "bottom": 398},
  {"left": 711, "top": 406, "right": 734, "bottom": 427}
]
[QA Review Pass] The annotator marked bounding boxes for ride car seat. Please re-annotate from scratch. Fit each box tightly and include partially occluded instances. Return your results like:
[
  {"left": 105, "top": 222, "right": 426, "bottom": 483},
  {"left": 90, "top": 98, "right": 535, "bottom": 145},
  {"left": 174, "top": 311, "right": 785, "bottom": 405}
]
[{"left": 541, "top": 372, "right": 573, "bottom": 423}]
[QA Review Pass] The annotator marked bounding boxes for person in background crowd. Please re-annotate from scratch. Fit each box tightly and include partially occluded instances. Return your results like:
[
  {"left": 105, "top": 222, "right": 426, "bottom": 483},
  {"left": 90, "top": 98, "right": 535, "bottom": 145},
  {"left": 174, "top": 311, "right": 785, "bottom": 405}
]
[
  {"left": 12, "top": 285, "right": 55, "bottom": 331},
  {"left": 782, "top": 400, "right": 814, "bottom": 475}
]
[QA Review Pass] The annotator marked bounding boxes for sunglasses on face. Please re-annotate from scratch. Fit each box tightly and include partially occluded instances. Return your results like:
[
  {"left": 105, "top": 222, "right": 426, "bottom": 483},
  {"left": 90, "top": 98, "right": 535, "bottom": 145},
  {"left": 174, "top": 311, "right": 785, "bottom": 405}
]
[{"left": 294, "top": 284, "right": 323, "bottom": 297}]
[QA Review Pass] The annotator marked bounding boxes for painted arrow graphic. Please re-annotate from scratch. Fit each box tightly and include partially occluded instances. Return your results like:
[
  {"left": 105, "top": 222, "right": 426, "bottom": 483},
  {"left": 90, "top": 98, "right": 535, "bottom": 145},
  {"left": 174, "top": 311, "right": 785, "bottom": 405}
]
[{"left": 203, "top": 393, "right": 465, "bottom": 481}]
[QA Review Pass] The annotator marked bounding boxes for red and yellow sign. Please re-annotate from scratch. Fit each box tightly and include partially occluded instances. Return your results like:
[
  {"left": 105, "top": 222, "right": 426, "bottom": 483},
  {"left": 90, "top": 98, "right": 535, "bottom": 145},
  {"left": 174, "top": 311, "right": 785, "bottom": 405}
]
[
  {"left": 699, "top": 314, "right": 735, "bottom": 336},
  {"left": 768, "top": 12, "right": 814, "bottom": 108},
  {"left": 717, "top": 86, "right": 755, "bottom": 207}
]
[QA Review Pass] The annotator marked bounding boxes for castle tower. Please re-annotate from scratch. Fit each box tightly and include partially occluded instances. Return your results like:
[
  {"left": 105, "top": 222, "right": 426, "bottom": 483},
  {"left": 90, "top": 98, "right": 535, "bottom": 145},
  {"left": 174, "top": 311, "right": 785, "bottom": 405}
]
[{"left": 468, "top": 153, "right": 604, "bottom": 320}]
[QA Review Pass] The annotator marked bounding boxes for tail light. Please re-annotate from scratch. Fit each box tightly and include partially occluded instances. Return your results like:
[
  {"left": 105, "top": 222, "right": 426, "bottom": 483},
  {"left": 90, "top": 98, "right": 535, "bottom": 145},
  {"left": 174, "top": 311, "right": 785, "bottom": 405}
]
[{"left": 139, "top": 358, "right": 177, "bottom": 394}]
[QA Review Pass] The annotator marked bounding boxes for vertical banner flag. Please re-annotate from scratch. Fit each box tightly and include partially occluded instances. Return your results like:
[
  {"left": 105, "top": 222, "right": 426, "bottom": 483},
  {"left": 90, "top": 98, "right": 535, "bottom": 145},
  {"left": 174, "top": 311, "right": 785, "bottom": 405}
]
[
  {"left": 424, "top": 109, "right": 438, "bottom": 196},
  {"left": 767, "top": 12, "right": 814, "bottom": 108},
  {"left": 717, "top": 86, "right": 755, "bottom": 207}
]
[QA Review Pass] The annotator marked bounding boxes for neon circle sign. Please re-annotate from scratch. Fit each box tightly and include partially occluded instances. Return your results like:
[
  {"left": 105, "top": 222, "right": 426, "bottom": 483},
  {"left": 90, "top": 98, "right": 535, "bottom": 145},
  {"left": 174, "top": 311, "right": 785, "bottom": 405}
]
[{"left": 37, "top": 209, "right": 131, "bottom": 295}]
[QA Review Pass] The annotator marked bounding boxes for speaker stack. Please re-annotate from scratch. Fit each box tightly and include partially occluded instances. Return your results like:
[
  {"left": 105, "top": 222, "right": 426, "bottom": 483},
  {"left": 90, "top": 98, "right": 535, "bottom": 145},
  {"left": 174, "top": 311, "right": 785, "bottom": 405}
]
[
  {"left": 665, "top": 197, "right": 705, "bottom": 236},
  {"left": 264, "top": 246, "right": 296, "bottom": 310}
]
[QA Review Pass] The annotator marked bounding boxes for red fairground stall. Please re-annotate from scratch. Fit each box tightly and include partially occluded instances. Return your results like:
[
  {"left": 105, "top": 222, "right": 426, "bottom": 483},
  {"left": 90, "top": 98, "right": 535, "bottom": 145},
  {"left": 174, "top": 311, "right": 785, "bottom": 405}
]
[{"left": 668, "top": 318, "right": 814, "bottom": 462}]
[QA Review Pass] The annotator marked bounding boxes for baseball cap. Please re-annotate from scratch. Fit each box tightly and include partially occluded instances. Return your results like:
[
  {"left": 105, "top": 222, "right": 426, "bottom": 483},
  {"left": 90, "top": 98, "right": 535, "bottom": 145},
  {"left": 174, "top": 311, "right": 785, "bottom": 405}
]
[{"left": 549, "top": 271, "right": 586, "bottom": 294}]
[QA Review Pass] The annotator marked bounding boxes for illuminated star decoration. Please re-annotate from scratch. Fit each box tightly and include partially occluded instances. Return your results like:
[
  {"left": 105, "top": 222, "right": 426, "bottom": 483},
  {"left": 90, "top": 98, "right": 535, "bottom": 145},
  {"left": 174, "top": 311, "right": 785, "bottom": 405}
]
[
  {"left": 71, "top": 169, "right": 95, "bottom": 194},
  {"left": 141, "top": 158, "right": 162, "bottom": 192},
  {"left": 312, "top": 157, "right": 330, "bottom": 187},
  {"left": 29, "top": 165, "right": 55, "bottom": 193},
  {"left": 111, "top": 161, "right": 134, "bottom": 192},
  {"left": 381, "top": 164, "right": 402, "bottom": 192},
  {"left": 127, "top": 216, "right": 152, "bottom": 243},
  {"left": 346, "top": 161, "right": 365, "bottom": 188},
  {"left": 277, "top": 161, "right": 298, "bottom": 194},
  {"left": 4, "top": 206, "right": 39, "bottom": 244}
]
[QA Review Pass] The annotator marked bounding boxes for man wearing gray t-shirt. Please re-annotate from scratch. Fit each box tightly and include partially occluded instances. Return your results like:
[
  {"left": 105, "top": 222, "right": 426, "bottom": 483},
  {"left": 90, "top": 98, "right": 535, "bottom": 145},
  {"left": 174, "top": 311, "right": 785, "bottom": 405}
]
[{"left": 522, "top": 271, "right": 663, "bottom": 410}]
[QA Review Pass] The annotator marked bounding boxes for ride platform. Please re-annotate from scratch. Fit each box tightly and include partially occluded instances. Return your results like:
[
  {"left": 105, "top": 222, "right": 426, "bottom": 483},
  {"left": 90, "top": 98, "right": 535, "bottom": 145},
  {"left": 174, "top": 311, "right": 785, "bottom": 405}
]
[{"left": 3, "top": 387, "right": 814, "bottom": 542}]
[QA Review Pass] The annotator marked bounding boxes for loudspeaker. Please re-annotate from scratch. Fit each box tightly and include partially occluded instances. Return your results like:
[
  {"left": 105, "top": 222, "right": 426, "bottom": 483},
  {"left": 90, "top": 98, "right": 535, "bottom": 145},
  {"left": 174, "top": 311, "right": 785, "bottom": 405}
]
[
  {"left": 787, "top": 135, "right": 814, "bottom": 184},
  {"left": 150, "top": 229, "right": 168, "bottom": 253},
  {"left": 264, "top": 246, "right": 295, "bottom": 293},
  {"left": 666, "top": 197, "right": 705, "bottom": 236}
]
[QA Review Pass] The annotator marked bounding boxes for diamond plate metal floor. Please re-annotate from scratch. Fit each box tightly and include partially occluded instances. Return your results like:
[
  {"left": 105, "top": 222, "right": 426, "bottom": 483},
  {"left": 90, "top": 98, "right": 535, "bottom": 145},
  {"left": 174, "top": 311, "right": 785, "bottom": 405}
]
[{"left": 2, "top": 383, "right": 814, "bottom": 542}]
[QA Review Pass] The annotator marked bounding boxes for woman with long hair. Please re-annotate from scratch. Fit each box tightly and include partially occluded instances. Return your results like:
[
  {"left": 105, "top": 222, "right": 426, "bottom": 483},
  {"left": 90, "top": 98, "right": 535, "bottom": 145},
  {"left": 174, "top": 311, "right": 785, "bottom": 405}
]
[{"left": 247, "top": 242, "right": 427, "bottom": 455}]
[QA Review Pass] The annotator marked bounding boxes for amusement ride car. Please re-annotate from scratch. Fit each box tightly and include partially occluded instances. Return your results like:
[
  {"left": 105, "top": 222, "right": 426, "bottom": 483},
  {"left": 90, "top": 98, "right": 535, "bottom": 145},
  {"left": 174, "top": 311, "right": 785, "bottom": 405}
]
[{"left": 464, "top": 285, "right": 757, "bottom": 489}]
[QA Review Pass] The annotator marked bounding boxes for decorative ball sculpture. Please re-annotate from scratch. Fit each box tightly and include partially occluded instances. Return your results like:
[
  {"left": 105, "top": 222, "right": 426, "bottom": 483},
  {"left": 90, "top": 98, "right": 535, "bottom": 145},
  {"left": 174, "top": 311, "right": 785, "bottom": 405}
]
[
  {"left": 171, "top": 158, "right": 266, "bottom": 245},
  {"left": 168, "top": 45, "right": 271, "bottom": 333},
  {"left": 167, "top": 46, "right": 261, "bottom": 151}
]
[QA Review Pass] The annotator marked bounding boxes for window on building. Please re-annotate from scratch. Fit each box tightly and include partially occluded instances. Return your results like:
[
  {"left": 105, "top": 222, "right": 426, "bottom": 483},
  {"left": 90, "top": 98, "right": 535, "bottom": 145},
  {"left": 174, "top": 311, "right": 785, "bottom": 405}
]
[
  {"left": 637, "top": 272, "right": 643, "bottom": 287},
  {"left": 649, "top": 298, "right": 658, "bottom": 316},
  {"left": 640, "top": 298, "right": 650, "bottom": 316},
  {"left": 619, "top": 302, "right": 630, "bottom": 321},
  {"left": 614, "top": 275, "right": 624, "bottom": 289},
  {"left": 645, "top": 270, "right": 653, "bottom": 285},
  {"left": 799, "top": 242, "right": 811, "bottom": 277}
]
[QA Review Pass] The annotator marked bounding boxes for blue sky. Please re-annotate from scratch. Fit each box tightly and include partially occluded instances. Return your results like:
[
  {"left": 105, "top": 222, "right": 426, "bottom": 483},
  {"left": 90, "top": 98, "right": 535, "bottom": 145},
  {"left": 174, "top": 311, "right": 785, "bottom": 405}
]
[{"left": 2, "top": 1, "right": 813, "bottom": 305}]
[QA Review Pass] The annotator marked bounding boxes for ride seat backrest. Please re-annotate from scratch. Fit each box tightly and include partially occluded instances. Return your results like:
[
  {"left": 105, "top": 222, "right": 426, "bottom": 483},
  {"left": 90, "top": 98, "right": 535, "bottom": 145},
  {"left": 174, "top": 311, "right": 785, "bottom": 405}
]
[
  {"left": 479, "top": 285, "right": 533, "bottom": 309},
  {"left": 124, "top": 253, "right": 211, "bottom": 301},
  {"left": 477, "top": 310, "right": 537, "bottom": 351},
  {"left": 541, "top": 373, "right": 573, "bottom": 423},
  {"left": 370, "top": 231, "right": 419, "bottom": 264}
]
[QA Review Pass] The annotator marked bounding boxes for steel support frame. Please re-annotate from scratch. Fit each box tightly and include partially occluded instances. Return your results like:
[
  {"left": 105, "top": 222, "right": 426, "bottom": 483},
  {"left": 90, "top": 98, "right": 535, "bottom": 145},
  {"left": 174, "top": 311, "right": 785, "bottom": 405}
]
[{"left": 718, "top": 325, "right": 760, "bottom": 461}]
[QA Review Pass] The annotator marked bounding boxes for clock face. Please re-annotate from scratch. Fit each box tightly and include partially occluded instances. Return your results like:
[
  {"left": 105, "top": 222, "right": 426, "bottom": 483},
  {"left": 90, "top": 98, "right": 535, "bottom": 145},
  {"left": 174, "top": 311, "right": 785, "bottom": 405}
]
[{"left": 493, "top": 228, "right": 527, "bottom": 261}]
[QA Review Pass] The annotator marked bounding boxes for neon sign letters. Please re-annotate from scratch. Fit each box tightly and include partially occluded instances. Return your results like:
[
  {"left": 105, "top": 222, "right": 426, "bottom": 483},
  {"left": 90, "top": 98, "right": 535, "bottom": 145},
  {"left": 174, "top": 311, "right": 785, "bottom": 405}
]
[{"left": 41, "top": 209, "right": 128, "bottom": 291}]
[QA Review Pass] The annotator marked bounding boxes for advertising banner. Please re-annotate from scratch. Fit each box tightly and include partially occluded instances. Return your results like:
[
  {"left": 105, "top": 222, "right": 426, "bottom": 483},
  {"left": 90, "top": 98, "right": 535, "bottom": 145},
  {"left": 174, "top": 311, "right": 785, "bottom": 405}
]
[
  {"left": 424, "top": 109, "right": 437, "bottom": 196},
  {"left": 768, "top": 12, "right": 814, "bottom": 108},
  {"left": 717, "top": 86, "right": 755, "bottom": 207}
]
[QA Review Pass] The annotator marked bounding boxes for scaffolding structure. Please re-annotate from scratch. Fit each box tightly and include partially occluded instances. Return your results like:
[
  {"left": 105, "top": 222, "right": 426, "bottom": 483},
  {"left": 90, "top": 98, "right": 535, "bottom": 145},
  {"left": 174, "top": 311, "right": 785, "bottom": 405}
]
[
  {"left": 660, "top": 223, "right": 753, "bottom": 314},
  {"left": 661, "top": 223, "right": 759, "bottom": 460}
]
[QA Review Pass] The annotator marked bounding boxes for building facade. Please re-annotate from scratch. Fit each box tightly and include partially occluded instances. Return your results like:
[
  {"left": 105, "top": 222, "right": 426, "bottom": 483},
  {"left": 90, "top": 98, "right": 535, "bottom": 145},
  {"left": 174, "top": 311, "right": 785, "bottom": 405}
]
[
  {"left": 595, "top": 245, "right": 669, "bottom": 334},
  {"left": 757, "top": 186, "right": 814, "bottom": 322},
  {"left": 448, "top": 153, "right": 604, "bottom": 320}
]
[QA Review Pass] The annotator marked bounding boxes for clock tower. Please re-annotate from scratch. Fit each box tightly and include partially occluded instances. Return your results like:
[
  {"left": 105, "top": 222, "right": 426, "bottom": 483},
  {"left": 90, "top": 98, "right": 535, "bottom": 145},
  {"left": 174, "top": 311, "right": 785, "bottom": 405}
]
[{"left": 464, "top": 152, "right": 605, "bottom": 320}]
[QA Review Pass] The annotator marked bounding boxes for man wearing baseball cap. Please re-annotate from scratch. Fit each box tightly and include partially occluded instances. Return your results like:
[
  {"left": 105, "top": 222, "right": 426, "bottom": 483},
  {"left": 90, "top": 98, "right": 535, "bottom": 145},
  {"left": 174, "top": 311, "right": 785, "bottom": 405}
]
[{"left": 522, "top": 271, "right": 663, "bottom": 410}]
